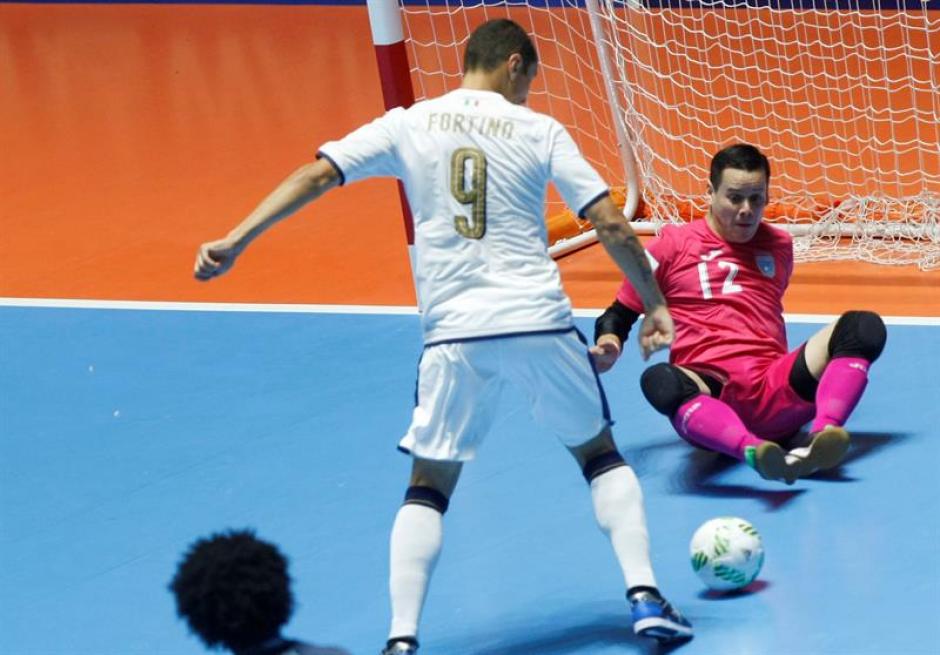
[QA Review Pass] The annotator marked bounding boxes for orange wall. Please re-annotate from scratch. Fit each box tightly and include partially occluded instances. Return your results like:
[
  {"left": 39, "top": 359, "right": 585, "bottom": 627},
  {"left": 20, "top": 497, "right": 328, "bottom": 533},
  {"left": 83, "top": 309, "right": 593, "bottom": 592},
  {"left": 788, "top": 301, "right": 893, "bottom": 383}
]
[{"left": 0, "top": 4, "right": 416, "bottom": 305}]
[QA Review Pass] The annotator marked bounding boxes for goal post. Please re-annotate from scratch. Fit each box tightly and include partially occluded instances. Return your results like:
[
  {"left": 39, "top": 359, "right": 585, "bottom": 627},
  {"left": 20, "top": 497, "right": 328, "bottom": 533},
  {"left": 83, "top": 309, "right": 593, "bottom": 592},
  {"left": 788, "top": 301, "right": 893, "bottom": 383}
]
[
  {"left": 370, "top": 0, "right": 940, "bottom": 270},
  {"left": 366, "top": 0, "right": 418, "bottom": 275}
]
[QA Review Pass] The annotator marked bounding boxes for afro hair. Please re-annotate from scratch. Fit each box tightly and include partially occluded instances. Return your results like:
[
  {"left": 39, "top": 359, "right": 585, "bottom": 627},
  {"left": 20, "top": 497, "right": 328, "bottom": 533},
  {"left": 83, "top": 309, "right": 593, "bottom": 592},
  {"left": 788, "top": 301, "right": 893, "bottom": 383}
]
[{"left": 169, "top": 529, "right": 295, "bottom": 651}]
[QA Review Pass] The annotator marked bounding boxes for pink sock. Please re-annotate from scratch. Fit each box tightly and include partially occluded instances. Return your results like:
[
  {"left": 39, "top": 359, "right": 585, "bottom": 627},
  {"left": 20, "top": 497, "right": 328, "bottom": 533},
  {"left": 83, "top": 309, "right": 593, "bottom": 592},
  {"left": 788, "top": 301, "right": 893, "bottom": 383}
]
[
  {"left": 810, "top": 356, "right": 870, "bottom": 433},
  {"left": 672, "top": 395, "right": 763, "bottom": 460}
]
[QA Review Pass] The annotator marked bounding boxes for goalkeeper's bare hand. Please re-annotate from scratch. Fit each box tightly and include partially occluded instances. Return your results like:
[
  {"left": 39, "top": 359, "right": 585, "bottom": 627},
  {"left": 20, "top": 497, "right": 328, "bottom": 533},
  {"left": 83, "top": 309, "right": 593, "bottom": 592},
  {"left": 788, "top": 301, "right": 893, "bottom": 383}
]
[
  {"left": 589, "top": 335, "right": 623, "bottom": 373},
  {"left": 638, "top": 304, "right": 675, "bottom": 360}
]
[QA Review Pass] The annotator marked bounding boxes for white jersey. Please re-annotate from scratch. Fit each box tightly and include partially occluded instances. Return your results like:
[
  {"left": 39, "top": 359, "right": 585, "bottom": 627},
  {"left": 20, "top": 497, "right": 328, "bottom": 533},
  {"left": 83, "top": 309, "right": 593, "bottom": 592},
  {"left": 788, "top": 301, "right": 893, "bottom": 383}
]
[{"left": 318, "top": 88, "right": 608, "bottom": 344}]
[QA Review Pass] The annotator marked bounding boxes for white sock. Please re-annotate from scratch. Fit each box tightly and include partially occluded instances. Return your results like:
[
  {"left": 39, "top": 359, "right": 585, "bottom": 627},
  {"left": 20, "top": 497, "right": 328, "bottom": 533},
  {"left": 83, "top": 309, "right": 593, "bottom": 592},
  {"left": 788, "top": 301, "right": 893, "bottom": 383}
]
[
  {"left": 388, "top": 503, "right": 444, "bottom": 640},
  {"left": 590, "top": 466, "right": 657, "bottom": 590}
]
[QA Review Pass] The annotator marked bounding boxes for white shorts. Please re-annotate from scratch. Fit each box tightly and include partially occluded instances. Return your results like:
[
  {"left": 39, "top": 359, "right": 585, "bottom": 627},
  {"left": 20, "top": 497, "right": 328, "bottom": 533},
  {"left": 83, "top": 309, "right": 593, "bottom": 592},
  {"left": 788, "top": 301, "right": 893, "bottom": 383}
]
[{"left": 398, "top": 329, "right": 611, "bottom": 461}]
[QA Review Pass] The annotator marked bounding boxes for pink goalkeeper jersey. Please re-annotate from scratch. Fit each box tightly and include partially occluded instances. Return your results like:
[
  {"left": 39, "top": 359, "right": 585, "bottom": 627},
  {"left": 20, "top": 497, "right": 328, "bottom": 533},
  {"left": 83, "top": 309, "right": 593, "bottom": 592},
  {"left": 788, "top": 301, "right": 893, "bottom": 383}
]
[{"left": 616, "top": 219, "right": 794, "bottom": 385}]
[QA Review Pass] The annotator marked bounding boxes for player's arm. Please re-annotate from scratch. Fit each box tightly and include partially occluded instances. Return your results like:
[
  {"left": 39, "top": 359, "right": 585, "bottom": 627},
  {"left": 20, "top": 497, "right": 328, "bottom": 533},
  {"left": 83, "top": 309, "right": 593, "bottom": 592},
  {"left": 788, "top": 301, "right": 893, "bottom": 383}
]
[
  {"left": 584, "top": 195, "right": 673, "bottom": 360},
  {"left": 194, "top": 158, "right": 340, "bottom": 281},
  {"left": 591, "top": 300, "right": 640, "bottom": 373}
]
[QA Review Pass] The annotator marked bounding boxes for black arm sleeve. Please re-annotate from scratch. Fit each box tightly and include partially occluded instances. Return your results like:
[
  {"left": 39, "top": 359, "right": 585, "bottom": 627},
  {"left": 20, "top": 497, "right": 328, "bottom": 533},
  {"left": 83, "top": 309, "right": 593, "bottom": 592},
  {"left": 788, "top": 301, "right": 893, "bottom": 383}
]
[{"left": 594, "top": 299, "right": 641, "bottom": 344}]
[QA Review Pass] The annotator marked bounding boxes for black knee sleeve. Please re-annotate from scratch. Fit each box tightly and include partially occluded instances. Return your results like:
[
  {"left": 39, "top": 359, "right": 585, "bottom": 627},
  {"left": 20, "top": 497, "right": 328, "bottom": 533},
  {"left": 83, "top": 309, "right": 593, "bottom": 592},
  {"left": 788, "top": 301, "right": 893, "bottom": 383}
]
[
  {"left": 828, "top": 310, "right": 887, "bottom": 362},
  {"left": 404, "top": 485, "right": 449, "bottom": 514},
  {"left": 790, "top": 311, "right": 886, "bottom": 402},
  {"left": 640, "top": 363, "right": 715, "bottom": 417},
  {"left": 581, "top": 450, "right": 626, "bottom": 482}
]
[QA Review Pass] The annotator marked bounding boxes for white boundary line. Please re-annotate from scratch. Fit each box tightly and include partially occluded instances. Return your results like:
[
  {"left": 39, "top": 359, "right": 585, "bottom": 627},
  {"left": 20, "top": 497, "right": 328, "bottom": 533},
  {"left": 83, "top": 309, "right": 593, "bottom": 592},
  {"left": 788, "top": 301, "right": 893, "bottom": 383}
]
[
  {"left": 1, "top": 297, "right": 938, "bottom": 326},
  {"left": 0, "top": 297, "right": 419, "bottom": 315}
]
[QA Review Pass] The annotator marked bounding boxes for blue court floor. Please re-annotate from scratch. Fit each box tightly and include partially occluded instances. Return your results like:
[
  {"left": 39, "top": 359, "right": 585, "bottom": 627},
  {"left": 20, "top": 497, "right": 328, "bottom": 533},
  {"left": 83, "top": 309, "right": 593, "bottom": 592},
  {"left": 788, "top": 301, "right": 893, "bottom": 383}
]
[{"left": 1, "top": 306, "right": 938, "bottom": 655}]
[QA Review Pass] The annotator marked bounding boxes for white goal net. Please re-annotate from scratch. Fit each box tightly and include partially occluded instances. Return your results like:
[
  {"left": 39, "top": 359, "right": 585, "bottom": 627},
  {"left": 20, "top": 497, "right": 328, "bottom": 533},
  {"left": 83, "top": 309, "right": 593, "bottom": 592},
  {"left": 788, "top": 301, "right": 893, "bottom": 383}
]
[{"left": 397, "top": 0, "right": 940, "bottom": 269}]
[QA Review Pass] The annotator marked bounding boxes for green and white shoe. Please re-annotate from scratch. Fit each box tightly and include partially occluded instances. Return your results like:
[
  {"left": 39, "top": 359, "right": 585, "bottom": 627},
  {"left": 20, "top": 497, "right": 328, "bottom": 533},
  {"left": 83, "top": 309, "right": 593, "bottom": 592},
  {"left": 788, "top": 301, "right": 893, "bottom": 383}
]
[{"left": 745, "top": 441, "right": 797, "bottom": 485}]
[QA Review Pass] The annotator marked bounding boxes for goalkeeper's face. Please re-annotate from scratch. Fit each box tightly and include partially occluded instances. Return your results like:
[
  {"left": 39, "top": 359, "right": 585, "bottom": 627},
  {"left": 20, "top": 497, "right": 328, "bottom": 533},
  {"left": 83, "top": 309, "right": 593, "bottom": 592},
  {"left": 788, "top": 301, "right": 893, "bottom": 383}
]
[{"left": 707, "top": 168, "right": 768, "bottom": 244}]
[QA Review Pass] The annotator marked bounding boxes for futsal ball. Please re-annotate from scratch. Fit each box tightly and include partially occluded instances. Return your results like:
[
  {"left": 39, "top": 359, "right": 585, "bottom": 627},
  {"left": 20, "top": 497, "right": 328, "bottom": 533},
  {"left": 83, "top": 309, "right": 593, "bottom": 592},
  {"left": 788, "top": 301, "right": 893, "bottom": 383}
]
[{"left": 689, "top": 517, "right": 765, "bottom": 591}]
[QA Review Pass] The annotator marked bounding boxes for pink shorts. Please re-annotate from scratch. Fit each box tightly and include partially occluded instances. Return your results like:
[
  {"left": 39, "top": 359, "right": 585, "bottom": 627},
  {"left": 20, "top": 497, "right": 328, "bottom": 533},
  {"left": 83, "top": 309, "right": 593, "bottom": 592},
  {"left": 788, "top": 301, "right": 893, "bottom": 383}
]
[{"left": 714, "top": 347, "right": 815, "bottom": 441}]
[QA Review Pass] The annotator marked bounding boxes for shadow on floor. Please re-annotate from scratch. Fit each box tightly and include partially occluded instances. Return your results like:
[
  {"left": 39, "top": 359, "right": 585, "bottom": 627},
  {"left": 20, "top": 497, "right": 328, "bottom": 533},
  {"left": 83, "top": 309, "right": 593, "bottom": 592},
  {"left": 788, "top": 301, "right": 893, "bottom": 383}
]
[{"left": 624, "top": 431, "right": 908, "bottom": 510}]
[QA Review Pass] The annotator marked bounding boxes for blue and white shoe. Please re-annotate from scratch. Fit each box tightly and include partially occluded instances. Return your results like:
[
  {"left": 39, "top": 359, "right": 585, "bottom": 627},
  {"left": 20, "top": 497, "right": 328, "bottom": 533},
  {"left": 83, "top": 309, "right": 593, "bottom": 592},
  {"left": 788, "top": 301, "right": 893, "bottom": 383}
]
[
  {"left": 381, "top": 637, "right": 418, "bottom": 655},
  {"left": 629, "top": 590, "right": 694, "bottom": 642}
]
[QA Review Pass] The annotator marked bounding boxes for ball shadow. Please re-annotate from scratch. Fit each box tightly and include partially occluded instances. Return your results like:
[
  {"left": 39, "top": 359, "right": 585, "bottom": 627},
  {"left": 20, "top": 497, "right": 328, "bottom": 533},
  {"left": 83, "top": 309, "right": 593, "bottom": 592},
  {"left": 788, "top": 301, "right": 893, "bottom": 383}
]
[{"left": 697, "top": 579, "right": 771, "bottom": 600}]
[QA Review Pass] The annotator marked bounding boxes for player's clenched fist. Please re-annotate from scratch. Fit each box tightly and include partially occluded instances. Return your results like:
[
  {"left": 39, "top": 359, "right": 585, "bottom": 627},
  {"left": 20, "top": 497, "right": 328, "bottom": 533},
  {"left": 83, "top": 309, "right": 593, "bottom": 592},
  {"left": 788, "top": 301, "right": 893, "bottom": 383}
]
[{"left": 194, "top": 237, "right": 241, "bottom": 281}]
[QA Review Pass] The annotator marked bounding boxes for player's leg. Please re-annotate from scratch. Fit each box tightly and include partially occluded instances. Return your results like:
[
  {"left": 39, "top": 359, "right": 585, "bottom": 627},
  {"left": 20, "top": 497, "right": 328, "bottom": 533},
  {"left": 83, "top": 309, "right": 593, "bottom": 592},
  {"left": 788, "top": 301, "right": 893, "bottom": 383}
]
[
  {"left": 640, "top": 363, "right": 795, "bottom": 484},
  {"left": 569, "top": 428, "right": 656, "bottom": 595},
  {"left": 384, "top": 458, "right": 462, "bottom": 655},
  {"left": 786, "top": 310, "right": 887, "bottom": 476},
  {"left": 514, "top": 330, "right": 692, "bottom": 641},
  {"left": 803, "top": 310, "right": 886, "bottom": 431},
  {"left": 567, "top": 429, "right": 692, "bottom": 641},
  {"left": 384, "top": 341, "right": 501, "bottom": 655}
]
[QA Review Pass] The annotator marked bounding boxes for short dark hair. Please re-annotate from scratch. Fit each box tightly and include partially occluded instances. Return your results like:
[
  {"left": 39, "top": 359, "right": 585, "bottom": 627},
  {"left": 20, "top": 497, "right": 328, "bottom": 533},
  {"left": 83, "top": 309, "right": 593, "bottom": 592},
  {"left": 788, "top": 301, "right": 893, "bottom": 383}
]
[
  {"left": 463, "top": 19, "right": 538, "bottom": 74},
  {"left": 169, "top": 529, "right": 294, "bottom": 652},
  {"left": 709, "top": 143, "right": 771, "bottom": 191}
]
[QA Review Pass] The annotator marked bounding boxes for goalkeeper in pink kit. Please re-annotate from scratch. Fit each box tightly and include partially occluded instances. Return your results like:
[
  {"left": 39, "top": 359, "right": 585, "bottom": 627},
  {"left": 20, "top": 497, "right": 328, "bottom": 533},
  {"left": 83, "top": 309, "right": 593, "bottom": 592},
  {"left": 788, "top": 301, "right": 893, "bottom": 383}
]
[{"left": 592, "top": 144, "right": 886, "bottom": 484}]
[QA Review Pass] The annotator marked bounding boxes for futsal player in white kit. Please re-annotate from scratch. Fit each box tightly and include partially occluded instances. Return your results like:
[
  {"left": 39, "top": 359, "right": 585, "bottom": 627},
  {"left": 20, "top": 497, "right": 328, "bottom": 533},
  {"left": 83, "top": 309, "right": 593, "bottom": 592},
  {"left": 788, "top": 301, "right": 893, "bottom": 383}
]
[{"left": 194, "top": 18, "right": 693, "bottom": 653}]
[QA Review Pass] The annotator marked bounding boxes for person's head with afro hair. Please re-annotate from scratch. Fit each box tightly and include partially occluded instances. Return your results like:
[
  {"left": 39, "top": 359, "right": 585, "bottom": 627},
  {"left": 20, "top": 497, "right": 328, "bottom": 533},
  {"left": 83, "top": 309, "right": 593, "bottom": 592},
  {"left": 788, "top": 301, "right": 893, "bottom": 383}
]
[{"left": 169, "top": 529, "right": 294, "bottom": 652}]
